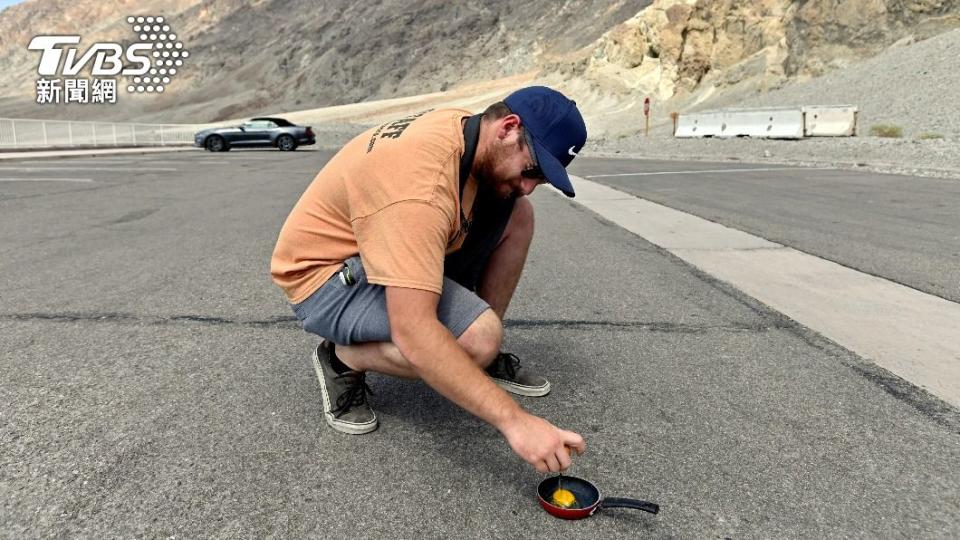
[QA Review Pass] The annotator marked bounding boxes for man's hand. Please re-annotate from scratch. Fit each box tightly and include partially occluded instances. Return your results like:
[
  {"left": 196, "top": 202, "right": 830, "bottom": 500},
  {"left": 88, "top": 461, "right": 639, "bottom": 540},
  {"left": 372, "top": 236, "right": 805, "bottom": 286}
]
[{"left": 499, "top": 411, "right": 585, "bottom": 473}]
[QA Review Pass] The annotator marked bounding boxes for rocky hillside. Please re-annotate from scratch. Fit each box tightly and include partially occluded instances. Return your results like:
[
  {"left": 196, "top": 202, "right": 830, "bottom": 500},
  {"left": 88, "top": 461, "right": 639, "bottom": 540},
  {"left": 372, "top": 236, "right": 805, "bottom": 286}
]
[
  {"left": 0, "top": 0, "right": 957, "bottom": 130},
  {"left": 0, "top": 0, "right": 650, "bottom": 122},
  {"left": 549, "top": 0, "right": 960, "bottom": 133}
]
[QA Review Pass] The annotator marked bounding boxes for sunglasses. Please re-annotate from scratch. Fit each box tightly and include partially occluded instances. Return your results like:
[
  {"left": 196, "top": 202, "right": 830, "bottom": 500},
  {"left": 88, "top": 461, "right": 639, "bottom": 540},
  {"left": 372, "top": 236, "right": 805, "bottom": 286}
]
[
  {"left": 521, "top": 164, "right": 547, "bottom": 181},
  {"left": 520, "top": 128, "right": 547, "bottom": 182}
]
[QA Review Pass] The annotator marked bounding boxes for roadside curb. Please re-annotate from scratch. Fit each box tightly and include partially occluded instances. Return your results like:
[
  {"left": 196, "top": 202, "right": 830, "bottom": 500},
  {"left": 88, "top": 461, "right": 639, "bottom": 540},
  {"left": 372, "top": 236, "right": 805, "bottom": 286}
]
[
  {"left": 582, "top": 150, "right": 960, "bottom": 181},
  {"left": 0, "top": 146, "right": 198, "bottom": 161}
]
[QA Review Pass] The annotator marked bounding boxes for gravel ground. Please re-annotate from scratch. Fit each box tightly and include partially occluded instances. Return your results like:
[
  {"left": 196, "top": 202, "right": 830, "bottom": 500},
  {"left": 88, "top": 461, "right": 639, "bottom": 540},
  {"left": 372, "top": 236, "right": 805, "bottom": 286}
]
[
  {"left": 310, "top": 122, "right": 369, "bottom": 150},
  {"left": 586, "top": 135, "right": 960, "bottom": 179}
]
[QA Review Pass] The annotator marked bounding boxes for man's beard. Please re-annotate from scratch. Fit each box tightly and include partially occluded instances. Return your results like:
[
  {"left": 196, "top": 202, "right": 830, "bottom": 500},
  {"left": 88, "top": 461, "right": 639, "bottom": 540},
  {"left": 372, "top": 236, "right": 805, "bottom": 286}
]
[{"left": 474, "top": 141, "right": 516, "bottom": 200}]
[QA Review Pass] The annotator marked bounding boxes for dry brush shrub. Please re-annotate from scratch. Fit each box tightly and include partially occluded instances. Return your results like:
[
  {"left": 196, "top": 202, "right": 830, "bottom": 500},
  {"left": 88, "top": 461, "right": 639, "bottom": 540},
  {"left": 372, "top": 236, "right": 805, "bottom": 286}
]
[{"left": 869, "top": 124, "right": 903, "bottom": 138}]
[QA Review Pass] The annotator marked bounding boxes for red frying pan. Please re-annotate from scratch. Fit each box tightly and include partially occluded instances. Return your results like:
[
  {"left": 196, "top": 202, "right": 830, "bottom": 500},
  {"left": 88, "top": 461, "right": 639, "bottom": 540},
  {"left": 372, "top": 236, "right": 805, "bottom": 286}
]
[{"left": 537, "top": 475, "right": 660, "bottom": 519}]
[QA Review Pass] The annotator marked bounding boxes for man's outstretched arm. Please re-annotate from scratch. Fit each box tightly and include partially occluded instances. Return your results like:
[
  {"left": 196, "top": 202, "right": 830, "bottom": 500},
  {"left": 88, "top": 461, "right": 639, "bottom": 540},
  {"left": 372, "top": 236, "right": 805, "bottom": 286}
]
[{"left": 386, "top": 285, "right": 584, "bottom": 472}]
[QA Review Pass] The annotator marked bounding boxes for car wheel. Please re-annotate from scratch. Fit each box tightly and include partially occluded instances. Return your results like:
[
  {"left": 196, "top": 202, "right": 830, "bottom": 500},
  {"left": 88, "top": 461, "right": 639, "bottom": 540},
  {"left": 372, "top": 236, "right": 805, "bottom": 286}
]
[
  {"left": 277, "top": 135, "right": 297, "bottom": 151},
  {"left": 206, "top": 135, "right": 228, "bottom": 152}
]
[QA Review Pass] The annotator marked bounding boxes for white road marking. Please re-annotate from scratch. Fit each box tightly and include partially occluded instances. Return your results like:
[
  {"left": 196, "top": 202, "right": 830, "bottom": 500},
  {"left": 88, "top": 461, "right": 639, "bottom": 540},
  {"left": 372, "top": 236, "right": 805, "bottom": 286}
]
[
  {"left": 131, "top": 160, "right": 226, "bottom": 165},
  {"left": 0, "top": 147, "right": 195, "bottom": 161},
  {"left": 0, "top": 177, "right": 94, "bottom": 182},
  {"left": 16, "top": 160, "right": 136, "bottom": 165},
  {"left": 585, "top": 167, "right": 835, "bottom": 178},
  {"left": 0, "top": 166, "right": 177, "bottom": 172},
  {"left": 566, "top": 175, "right": 960, "bottom": 409},
  {"left": 209, "top": 157, "right": 286, "bottom": 160}
]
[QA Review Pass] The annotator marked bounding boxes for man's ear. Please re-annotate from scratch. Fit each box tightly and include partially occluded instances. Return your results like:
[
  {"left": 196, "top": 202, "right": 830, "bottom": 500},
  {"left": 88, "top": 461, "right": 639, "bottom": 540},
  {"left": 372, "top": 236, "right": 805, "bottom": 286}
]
[{"left": 497, "top": 114, "right": 522, "bottom": 140}]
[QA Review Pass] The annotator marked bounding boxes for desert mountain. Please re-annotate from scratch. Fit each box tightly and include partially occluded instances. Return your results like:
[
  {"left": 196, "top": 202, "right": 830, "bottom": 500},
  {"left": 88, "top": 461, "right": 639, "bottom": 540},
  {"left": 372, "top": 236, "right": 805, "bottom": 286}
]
[
  {"left": 0, "top": 0, "right": 957, "bottom": 132},
  {"left": 0, "top": 0, "right": 650, "bottom": 122}
]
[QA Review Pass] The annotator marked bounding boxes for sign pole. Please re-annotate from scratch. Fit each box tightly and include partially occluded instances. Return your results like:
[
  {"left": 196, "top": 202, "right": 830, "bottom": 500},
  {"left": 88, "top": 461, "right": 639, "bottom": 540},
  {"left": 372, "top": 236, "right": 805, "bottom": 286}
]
[{"left": 643, "top": 97, "right": 651, "bottom": 137}]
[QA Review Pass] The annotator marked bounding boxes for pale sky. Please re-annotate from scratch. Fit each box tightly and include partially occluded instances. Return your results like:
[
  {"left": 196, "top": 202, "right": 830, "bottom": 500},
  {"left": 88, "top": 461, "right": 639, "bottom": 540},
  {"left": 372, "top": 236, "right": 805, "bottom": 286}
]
[{"left": 0, "top": 0, "right": 26, "bottom": 11}]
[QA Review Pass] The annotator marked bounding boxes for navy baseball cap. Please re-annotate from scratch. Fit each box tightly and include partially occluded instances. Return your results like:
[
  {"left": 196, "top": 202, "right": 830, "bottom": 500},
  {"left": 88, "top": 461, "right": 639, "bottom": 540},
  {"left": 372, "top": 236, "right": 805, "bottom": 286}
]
[{"left": 504, "top": 86, "right": 587, "bottom": 197}]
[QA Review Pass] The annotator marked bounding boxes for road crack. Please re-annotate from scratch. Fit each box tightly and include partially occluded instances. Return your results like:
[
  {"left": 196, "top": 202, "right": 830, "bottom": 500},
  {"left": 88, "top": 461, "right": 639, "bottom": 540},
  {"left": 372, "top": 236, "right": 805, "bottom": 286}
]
[
  {"left": 0, "top": 312, "right": 779, "bottom": 333},
  {"left": 0, "top": 312, "right": 300, "bottom": 328},
  {"left": 505, "top": 318, "right": 782, "bottom": 333}
]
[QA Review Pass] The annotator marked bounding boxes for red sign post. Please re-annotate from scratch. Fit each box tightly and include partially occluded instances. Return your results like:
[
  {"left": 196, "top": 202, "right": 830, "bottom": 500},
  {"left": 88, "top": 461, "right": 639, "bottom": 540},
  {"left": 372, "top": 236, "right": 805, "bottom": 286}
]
[{"left": 643, "top": 97, "right": 651, "bottom": 137}]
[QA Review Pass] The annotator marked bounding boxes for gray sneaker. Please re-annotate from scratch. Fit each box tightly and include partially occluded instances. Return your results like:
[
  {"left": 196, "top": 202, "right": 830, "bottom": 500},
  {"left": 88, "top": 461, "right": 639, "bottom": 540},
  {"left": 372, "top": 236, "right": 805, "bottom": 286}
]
[
  {"left": 485, "top": 352, "right": 551, "bottom": 397},
  {"left": 312, "top": 341, "right": 378, "bottom": 434}
]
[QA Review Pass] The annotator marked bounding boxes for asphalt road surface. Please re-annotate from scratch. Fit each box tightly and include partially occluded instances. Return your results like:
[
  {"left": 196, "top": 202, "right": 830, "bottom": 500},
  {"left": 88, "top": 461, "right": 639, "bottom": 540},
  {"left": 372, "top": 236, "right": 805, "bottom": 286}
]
[
  {"left": 2, "top": 149, "right": 958, "bottom": 538},
  {"left": 569, "top": 158, "right": 960, "bottom": 304}
]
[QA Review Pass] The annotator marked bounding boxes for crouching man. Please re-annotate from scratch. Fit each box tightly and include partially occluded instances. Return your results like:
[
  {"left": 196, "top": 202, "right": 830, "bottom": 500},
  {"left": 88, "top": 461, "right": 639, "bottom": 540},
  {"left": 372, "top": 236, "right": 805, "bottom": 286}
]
[{"left": 270, "top": 87, "right": 587, "bottom": 473}]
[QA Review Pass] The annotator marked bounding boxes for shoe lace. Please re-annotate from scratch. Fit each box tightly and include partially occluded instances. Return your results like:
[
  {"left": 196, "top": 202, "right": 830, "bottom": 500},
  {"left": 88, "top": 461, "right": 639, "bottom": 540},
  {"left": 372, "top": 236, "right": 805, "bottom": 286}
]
[
  {"left": 331, "top": 371, "right": 373, "bottom": 418},
  {"left": 496, "top": 352, "right": 522, "bottom": 379}
]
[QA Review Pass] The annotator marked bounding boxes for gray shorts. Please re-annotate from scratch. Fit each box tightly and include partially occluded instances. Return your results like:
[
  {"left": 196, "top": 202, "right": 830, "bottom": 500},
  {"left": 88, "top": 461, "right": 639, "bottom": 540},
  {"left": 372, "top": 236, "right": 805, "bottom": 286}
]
[{"left": 291, "top": 255, "right": 491, "bottom": 345}]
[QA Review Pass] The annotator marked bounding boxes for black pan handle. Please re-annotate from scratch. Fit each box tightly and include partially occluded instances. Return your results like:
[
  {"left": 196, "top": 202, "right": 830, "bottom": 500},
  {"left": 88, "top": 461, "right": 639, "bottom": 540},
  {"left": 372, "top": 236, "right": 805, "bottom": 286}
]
[{"left": 600, "top": 497, "right": 660, "bottom": 514}]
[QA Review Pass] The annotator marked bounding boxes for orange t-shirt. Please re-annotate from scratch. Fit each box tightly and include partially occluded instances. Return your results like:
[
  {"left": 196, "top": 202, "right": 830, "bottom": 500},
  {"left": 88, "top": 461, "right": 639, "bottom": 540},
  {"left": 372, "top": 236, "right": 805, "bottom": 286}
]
[{"left": 270, "top": 108, "right": 479, "bottom": 303}]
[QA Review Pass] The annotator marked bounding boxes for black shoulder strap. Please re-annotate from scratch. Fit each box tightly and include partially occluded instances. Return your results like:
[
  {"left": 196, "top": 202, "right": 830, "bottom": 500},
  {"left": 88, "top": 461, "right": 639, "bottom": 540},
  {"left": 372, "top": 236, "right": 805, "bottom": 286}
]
[{"left": 458, "top": 114, "right": 482, "bottom": 234}]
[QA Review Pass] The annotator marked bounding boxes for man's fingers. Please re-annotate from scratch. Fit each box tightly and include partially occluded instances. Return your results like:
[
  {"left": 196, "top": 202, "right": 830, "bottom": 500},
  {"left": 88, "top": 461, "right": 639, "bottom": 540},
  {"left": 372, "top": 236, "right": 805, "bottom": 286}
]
[
  {"left": 561, "top": 430, "right": 586, "bottom": 455},
  {"left": 510, "top": 419, "right": 585, "bottom": 473}
]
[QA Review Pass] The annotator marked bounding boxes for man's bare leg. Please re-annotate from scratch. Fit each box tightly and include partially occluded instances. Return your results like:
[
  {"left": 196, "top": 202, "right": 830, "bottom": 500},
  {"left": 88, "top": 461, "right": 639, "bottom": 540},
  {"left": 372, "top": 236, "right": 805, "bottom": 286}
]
[
  {"left": 336, "top": 196, "right": 533, "bottom": 377},
  {"left": 469, "top": 195, "right": 549, "bottom": 396},
  {"left": 476, "top": 196, "right": 535, "bottom": 319},
  {"left": 335, "top": 308, "right": 503, "bottom": 377}
]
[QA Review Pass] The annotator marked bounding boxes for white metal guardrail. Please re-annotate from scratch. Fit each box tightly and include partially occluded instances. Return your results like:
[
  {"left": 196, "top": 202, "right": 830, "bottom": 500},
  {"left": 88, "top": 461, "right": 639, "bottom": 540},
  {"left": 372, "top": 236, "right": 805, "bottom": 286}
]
[
  {"left": 675, "top": 106, "right": 858, "bottom": 139},
  {"left": 0, "top": 117, "right": 206, "bottom": 149}
]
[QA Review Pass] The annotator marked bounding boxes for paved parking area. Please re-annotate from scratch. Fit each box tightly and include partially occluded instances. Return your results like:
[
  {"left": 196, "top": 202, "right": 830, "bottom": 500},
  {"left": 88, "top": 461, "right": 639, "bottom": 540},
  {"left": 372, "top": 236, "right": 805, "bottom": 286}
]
[{"left": 2, "top": 150, "right": 958, "bottom": 538}]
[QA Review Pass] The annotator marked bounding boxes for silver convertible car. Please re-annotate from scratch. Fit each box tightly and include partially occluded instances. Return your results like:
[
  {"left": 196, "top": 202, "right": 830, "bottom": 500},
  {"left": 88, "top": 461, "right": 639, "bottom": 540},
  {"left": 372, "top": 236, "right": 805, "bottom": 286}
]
[{"left": 194, "top": 117, "right": 316, "bottom": 151}]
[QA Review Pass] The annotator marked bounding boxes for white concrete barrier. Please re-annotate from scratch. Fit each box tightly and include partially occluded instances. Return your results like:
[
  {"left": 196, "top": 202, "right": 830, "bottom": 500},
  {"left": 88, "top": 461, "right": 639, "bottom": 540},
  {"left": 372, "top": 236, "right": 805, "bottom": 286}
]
[
  {"left": 720, "top": 108, "right": 804, "bottom": 139},
  {"left": 676, "top": 106, "right": 858, "bottom": 139},
  {"left": 675, "top": 111, "right": 725, "bottom": 137},
  {"left": 676, "top": 108, "right": 804, "bottom": 139},
  {"left": 803, "top": 105, "right": 858, "bottom": 136}
]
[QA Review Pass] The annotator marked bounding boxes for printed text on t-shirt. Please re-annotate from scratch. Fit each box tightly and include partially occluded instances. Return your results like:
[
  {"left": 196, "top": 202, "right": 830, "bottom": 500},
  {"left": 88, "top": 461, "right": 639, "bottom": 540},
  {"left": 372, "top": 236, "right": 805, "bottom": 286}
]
[{"left": 366, "top": 110, "right": 432, "bottom": 153}]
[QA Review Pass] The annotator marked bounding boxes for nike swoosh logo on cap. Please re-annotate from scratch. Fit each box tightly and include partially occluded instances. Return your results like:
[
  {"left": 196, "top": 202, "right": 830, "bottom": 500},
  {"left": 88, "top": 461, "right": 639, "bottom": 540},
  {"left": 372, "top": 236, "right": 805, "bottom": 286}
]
[{"left": 568, "top": 146, "right": 578, "bottom": 156}]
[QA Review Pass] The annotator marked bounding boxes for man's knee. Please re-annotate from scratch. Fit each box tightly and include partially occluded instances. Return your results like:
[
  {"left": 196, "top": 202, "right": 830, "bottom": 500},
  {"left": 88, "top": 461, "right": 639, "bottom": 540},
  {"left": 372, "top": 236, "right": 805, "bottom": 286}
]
[{"left": 457, "top": 309, "right": 503, "bottom": 368}]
